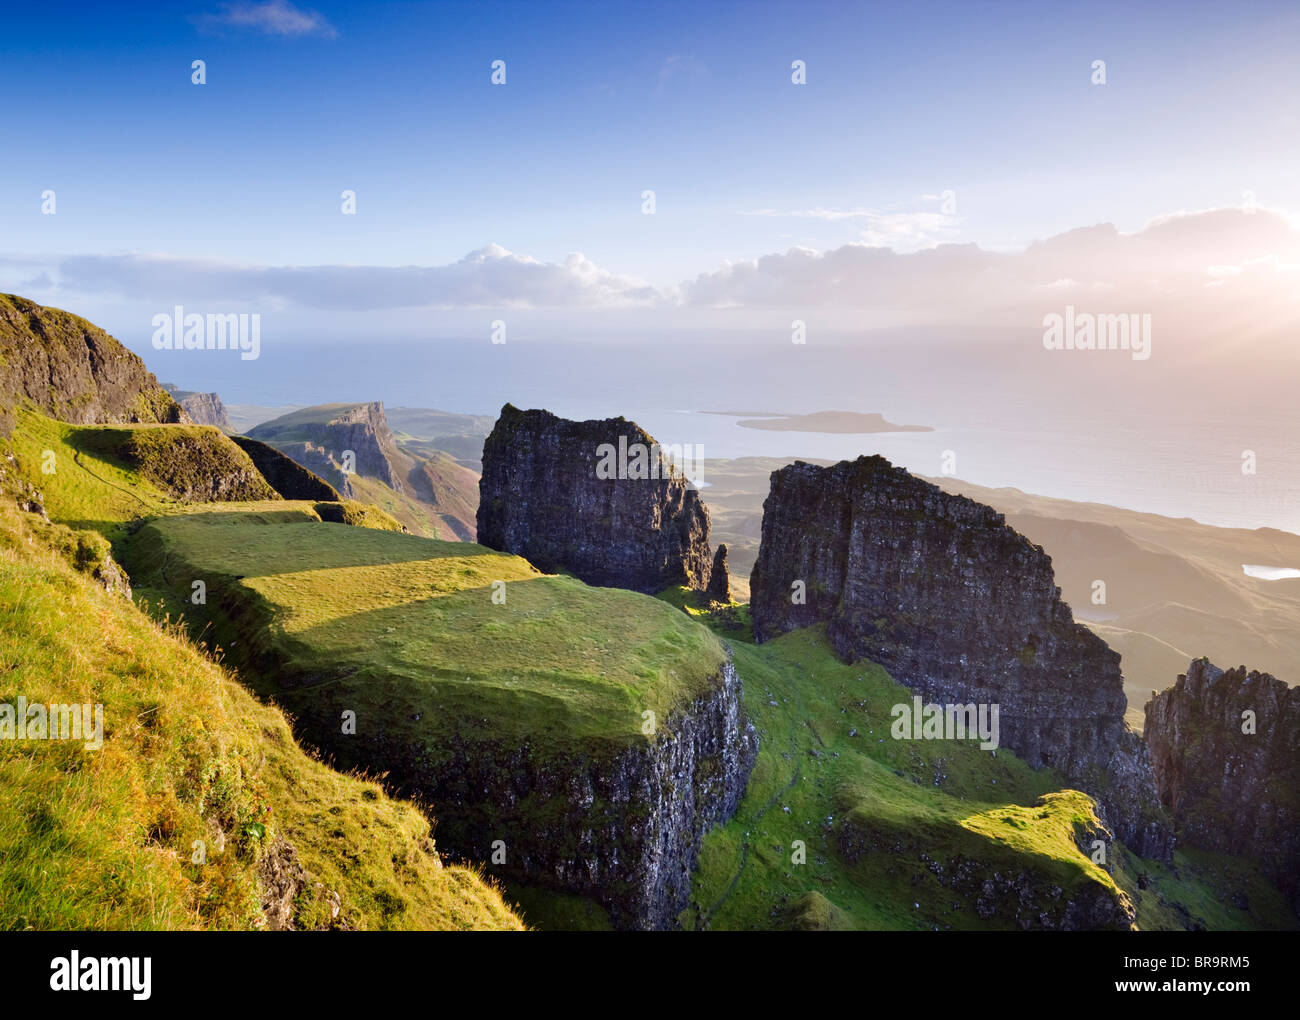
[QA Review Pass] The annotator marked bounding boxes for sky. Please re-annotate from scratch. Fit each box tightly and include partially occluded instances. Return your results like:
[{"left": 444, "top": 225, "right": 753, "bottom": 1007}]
[{"left": 1, "top": 0, "right": 1298, "bottom": 343}]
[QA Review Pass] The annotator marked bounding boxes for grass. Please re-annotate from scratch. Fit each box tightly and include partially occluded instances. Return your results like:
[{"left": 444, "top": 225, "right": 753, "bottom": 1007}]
[
  {"left": 123, "top": 509, "right": 730, "bottom": 755},
  {"left": 347, "top": 473, "right": 444, "bottom": 538},
  {"left": 0, "top": 495, "right": 523, "bottom": 930},
  {"left": 667, "top": 608, "right": 1297, "bottom": 931},
  {"left": 10, "top": 409, "right": 402, "bottom": 546},
  {"left": 10, "top": 408, "right": 175, "bottom": 542},
  {"left": 115, "top": 425, "right": 279, "bottom": 502},
  {"left": 1114, "top": 845, "right": 1297, "bottom": 931}
]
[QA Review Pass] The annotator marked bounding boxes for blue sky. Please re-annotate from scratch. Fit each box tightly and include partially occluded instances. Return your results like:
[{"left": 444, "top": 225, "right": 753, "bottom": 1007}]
[{"left": 1, "top": 0, "right": 1298, "bottom": 340}]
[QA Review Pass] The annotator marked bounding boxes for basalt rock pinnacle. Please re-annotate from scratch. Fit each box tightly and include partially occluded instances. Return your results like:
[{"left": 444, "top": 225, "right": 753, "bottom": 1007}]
[
  {"left": 477, "top": 404, "right": 714, "bottom": 594},
  {"left": 750, "top": 455, "right": 1173, "bottom": 859}
]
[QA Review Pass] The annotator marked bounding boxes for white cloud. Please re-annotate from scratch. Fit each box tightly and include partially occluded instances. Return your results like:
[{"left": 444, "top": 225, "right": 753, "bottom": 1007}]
[
  {"left": 741, "top": 198, "right": 963, "bottom": 251},
  {"left": 3, "top": 245, "right": 660, "bottom": 311},
  {"left": 683, "top": 206, "right": 1300, "bottom": 323},
  {"left": 198, "top": 0, "right": 338, "bottom": 38},
  {"left": 5, "top": 207, "right": 1296, "bottom": 331}
]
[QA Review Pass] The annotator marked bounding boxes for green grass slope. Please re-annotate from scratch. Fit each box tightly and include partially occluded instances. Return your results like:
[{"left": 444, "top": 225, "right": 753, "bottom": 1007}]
[
  {"left": 669, "top": 597, "right": 1297, "bottom": 931},
  {"left": 0, "top": 495, "right": 523, "bottom": 930},
  {"left": 123, "top": 510, "right": 728, "bottom": 755},
  {"left": 10, "top": 409, "right": 402, "bottom": 546}
]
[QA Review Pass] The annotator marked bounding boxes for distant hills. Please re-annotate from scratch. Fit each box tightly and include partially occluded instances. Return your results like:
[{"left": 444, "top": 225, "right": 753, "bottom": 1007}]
[
  {"left": 161, "top": 383, "right": 234, "bottom": 432},
  {"left": 247, "top": 402, "right": 482, "bottom": 540},
  {"left": 703, "top": 410, "right": 932, "bottom": 434}
]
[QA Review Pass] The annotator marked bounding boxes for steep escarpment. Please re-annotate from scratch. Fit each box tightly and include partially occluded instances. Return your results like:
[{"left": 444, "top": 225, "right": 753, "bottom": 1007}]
[
  {"left": 344, "top": 659, "right": 756, "bottom": 929},
  {"left": 247, "top": 401, "right": 477, "bottom": 539},
  {"left": 248, "top": 401, "right": 403, "bottom": 495},
  {"left": 0, "top": 293, "right": 185, "bottom": 431},
  {"left": 231, "top": 435, "right": 341, "bottom": 500},
  {"left": 1145, "top": 660, "right": 1299, "bottom": 909},
  {"left": 477, "top": 404, "right": 714, "bottom": 594},
  {"left": 749, "top": 456, "right": 1172, "bottom": 859},
  {"left": 163, "top": 384, "right": 235, "bottom": 432},
  {"left": 123, "top": 512, "right": 756, "bottom": 929}
]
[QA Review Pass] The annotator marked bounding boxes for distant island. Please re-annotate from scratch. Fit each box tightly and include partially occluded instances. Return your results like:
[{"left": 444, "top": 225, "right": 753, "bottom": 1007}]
[{"left": 702, "top": 410, "right": 933, "bottom": 434}]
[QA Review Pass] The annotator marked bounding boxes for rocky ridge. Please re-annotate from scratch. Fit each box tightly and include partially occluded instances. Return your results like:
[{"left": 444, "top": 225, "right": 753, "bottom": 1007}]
[
  {"left": 0, "top": 293, "right": 186, "bottom": 431},
  {"left": 1145, "top": 659, "right": 1299, "bottom": 910},
  {"left": 163, "top": 384, "right": 235, "bottom": 432},
  {"left": 750, "top": 455, "right": 1173, "bottom": 859}
]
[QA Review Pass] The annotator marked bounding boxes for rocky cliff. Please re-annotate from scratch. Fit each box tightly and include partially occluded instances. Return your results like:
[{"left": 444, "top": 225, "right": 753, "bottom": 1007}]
[
  {"left": 245, "top": 401, "right": 478, "bottom": 539},
  {"left": 163, "top": 384, "right": 234, "bottom": 432},
  {"left": 477, "top": 404, "right": 715, "bottom": 593},
  {"left": 248, "top": 401, "right": 404, "bottom": 496},
  {"left": 0, "top": 293, "right": 185, "bottom": 431},
  {"left": 1145, "top": 660, "right": 1299, "bottom": 909},
  {"left": 345, "top": 658, "right": 756, "bottom": 930},
  {"left": 750, "top": 455, "right": 1173, "bottom": 859}
]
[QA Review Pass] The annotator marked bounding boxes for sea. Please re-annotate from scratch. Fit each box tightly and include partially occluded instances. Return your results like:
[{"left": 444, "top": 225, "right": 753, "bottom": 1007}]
[{"left": 150, "top": 332, "right": 1300, "bottom": 535}]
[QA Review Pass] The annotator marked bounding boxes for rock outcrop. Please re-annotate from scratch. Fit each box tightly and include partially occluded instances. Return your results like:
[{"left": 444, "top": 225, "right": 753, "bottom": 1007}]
[
  {"left": 356, "top": 658, "right": 756, "bottom": 929},
  {"left": 247, "top": 401, "right": 481, "bottom": 540},
  {"left": 1145, "top": 659, "right": 1299, "bottom": 909},
  {"left": 119, "top": 429, "right": 280, "bottom": 503},
  {"left": 707, "top": 544, "right": 731, "bottom": 602},
  {"left": 230, "top": 435, "right": 341, "bottom": 500},
  {"left": 164, "top": 384, "right": 234, "bottom": 432},
  {"left": 750, "top": 455, "right": 1173, "bottom": 859},
  {"left": 248, "top": 401, "right": 404, "bottom": 497},
  {"left": 837, "top": 798, "right": 1136, "bottom": 930},
  {"left": 477, "top": 404, "right": 715, "bottom": 593},
  {"left": 0, "top": 293, "right": 186, "bottom": 431}
]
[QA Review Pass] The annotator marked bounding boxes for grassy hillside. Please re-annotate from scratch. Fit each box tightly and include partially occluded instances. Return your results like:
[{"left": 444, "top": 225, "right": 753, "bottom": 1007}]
[
  {"left": 668, "top": 597, "right": 1296, "bottom": 931},
  {"left": 10, "top": 409, "right": 400, "bottom": 545},
  {"left": 0, "top": 492, "right": 523, "bottom": 930},
  {"left": 123, "top": 510, "right": 728, "bottom": 754}
]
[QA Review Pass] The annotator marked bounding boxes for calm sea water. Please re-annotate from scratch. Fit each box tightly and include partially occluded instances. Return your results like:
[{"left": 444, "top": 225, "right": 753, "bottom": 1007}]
[{"left": 154, "top": 334, "right": 1300, "bottom": 534}]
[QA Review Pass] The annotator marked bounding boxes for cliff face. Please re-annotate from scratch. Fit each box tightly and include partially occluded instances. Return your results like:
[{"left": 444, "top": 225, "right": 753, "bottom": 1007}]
[
  {"left": 315, "top": 402, "right": 404, "bottom": 490},
  {"left": 248, "top": 653, "right": 755, "bottom": 930},
  {"left": 477, "top": 404, "right": 714, "bottom": 594},
  {"left": 400, "top": 660, "right": 755, "bottom": 929},
  {"left": 0, "top": 293, "right": 185, "bottom": 430},
  {"left": 750, "top": 456, "right": 1173, "bottom": 859},
  {"left": 163, "top": 385, "right": 234, "bottom": 432},
  {"left": 1145, "top": 660, "right": 1300, "bottom": 908},
  {"left": 248, "top": 401, "right": 403, "bottom": 496}
]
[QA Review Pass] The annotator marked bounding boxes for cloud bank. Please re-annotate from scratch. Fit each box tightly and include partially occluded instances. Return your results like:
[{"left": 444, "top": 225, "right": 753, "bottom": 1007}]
[{"left": 5, "top": 208, "right": 1297, "bottom": 331}]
